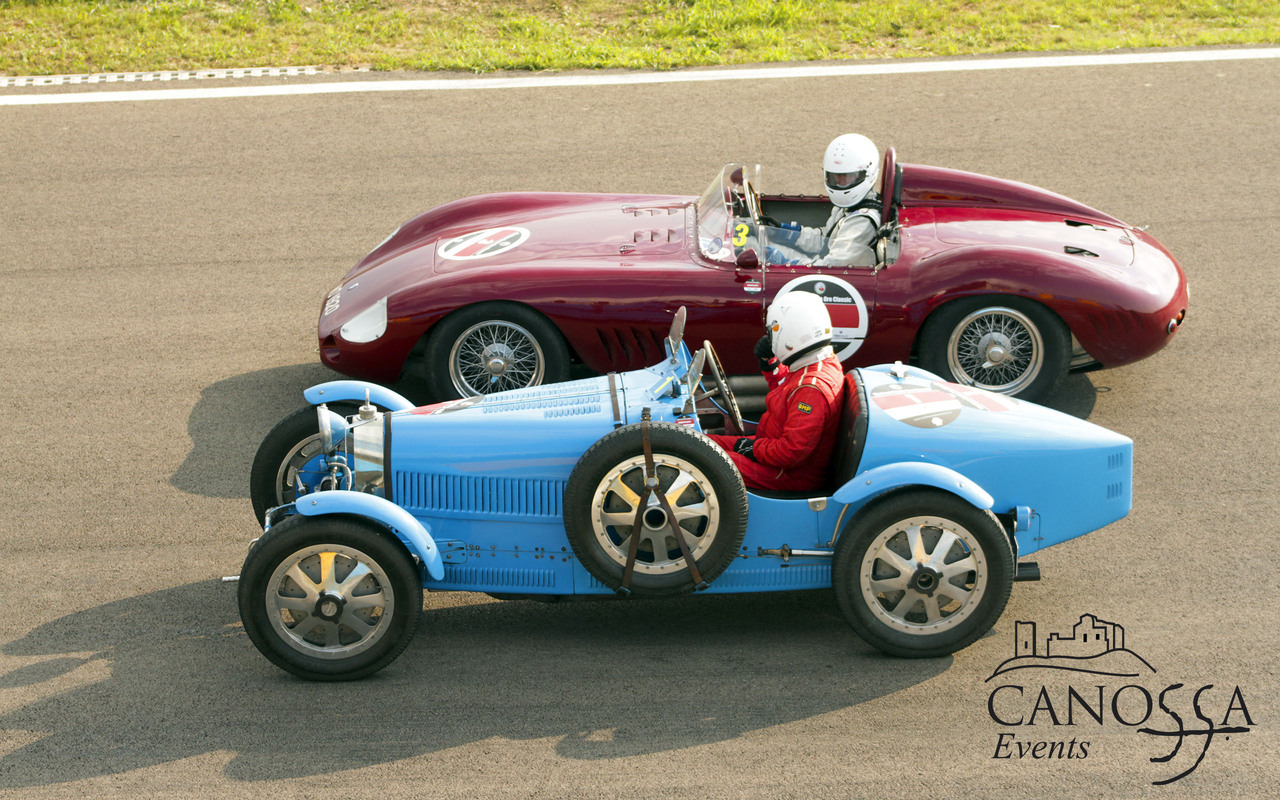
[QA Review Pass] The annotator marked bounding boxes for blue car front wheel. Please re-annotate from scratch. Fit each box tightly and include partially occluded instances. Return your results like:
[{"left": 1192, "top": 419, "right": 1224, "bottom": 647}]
[{"left": 238, "top": 516, "right": 422, "bottom": 681}]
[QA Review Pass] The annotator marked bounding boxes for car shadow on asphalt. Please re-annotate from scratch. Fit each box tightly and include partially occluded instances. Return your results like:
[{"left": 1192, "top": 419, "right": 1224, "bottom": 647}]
[
  {"left": 0, "top": 581, "right": 948, "bottom": 787},
  {"left": 171, "top": 364, "right": 1097, "bottom": 501},
  {"left": 1041, "top": 373, "right": 1098, "bottom": 419}
]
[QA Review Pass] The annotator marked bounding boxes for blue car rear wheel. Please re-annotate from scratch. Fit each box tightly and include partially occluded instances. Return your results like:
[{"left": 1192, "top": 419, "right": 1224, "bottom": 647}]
[{"left": 833, "top": 489, "right": 1013, "bottom": 658}]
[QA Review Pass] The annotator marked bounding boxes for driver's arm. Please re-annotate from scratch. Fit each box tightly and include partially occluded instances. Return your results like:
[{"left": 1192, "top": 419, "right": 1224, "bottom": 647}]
[
  {"left": 814, "top": 209, "right": 879, "bottom": 267},
  {"left": 749, "top": 387, "right": 833, "bottom": 470}
]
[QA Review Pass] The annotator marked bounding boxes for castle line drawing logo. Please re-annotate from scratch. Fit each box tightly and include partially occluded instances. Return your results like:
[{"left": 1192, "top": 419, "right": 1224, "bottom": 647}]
[{"left": 983, "top": 613, "right": 1255, "bottom": 785}]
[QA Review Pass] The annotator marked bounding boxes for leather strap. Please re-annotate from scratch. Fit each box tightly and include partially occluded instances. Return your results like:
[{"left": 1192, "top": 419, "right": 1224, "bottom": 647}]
[{"left": 618, "top": 409, "right": 709, "bottom": 594}]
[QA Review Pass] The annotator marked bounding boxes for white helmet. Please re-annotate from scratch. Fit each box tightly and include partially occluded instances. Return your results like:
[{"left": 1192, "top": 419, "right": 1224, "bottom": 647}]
[
  {"left": 823, "top": 133, "right": 880, "bottom": 207},
  {"left": 767, "top": 292, "right": 834, "bottom": 368}
]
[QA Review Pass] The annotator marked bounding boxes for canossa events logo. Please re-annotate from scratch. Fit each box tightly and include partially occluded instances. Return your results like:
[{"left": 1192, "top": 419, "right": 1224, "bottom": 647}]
[{"left": 984, "top": 613, "right": 1255, "bottom": 785}]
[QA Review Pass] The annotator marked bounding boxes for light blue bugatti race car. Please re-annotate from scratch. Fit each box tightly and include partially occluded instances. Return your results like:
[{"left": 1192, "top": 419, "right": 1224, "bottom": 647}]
[{"left": 238, "top": 309, "right": 1132, "bottom": 680}]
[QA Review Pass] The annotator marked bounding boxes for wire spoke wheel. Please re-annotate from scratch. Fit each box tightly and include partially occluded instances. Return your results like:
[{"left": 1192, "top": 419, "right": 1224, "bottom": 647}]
[
  {"left": 946, "top": 306, "right": 1043, "bottom": 395},
  {"left": 449, "top": 320, "right": 545, "bottom": 396}
]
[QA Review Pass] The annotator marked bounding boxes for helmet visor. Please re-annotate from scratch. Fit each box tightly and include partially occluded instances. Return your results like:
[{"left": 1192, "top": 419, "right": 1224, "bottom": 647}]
[{"left": 826, "top": 169, "right": 868, "bottom": 191}]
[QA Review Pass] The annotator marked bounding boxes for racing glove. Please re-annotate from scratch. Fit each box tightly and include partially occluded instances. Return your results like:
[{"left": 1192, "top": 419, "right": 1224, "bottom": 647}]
[
  {"left": 764, "top": 246, "right": 802, "bottom": 266},
  {"left": 732, "top": 437, "right": 757, "bottom": 461},
  {"left": 754, "top": 334, "right": 777, "bottom": 372},
  {"left": 770, "top": 221, "right": 802, "bottom": 245}
]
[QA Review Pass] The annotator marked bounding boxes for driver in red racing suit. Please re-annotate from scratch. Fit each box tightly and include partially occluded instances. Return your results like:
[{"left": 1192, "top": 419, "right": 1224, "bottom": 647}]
[{"left": 708, "top": 292, "right": 845, "bottom": 492}]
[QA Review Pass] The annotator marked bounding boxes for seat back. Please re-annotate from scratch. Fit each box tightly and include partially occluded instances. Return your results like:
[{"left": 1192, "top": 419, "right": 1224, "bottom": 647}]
[{"left": 828, "top": 371, "right": 868, "bottom": 489}]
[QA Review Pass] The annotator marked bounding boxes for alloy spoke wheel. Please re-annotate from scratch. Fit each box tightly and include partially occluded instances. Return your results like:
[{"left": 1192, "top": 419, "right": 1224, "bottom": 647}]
[
  {"left": 859, "top": 515, "right": 987, "bottom": 635},
  {"left": 271, "top": 434, "right": 326, "bottom": 508},
  {"left": 266, "top": 544, "right": 395, "bottom": 660},
  {"left": 590, "top": 455, "right": 720, "bottom": 576}
]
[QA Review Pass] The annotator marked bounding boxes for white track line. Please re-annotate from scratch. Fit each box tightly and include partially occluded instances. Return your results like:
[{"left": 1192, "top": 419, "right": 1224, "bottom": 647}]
[{"left": 3, "top": 48, "right": 1279, "bottom": 107}]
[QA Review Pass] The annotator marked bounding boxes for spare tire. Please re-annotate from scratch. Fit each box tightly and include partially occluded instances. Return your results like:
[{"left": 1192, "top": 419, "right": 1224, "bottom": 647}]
[{"left": 564, "top": 422, "right": 748, "bottom": 597}]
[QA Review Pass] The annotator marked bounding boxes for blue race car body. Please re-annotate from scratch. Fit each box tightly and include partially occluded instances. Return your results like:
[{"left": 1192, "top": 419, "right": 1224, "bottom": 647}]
[{"left": 239, "top": 310, "right": 1131, "bottom": 680}]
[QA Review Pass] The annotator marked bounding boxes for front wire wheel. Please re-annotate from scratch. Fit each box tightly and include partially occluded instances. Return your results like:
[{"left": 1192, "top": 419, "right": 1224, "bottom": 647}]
[
  {"left": 833, "top": 490, "right": 1013, "bottom": 657},
  {"left": 238, "top": 516, "right": 422, "bottom": 680},
  {"left": 423, "top": 304, "right": 571, "bottom": 400},
  {"left": 920, "top": 297, "right": 1069, "bottom": 402},
  {"left": 448, "top": 319, "right": 545, "bottom": 396},
  {"left": 947, "top": 306, "right": 1043, "bottom": 394}
]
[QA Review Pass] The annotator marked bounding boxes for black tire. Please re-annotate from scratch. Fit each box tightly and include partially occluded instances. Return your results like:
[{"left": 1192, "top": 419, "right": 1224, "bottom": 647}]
[
  {"left": 422, "top": 303, "right": 571, "bottom": 399},
  {"left": 918, "top": 296, "right": 1069, "bottom": 402},
  {"left": 249, "top": 403, "right": 358, "bottom": 525},
  {"left": 238, "top": 515, "right": 422, "bottom": 681},
  {"left": 832, "top": 489, "right": 1013, "bottom": 658},
  {"left": 564, "top": 423, "right": 748, "bottom": 597}
]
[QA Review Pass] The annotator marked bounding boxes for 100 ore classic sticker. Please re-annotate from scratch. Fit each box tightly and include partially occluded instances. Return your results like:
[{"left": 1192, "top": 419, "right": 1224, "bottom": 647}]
[{"left": 775, "top": 275, "right": 869, "bottom": 361}]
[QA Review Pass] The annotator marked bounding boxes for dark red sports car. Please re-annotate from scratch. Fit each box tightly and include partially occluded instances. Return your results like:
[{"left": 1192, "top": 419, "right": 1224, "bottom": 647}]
[{"left": 316, "top": 149, "right": 1188, "bottom": 402}]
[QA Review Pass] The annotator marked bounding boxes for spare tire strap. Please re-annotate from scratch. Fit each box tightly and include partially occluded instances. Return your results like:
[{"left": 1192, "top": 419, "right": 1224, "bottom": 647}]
[{"left": 618, "top": 409, "right": 709, "bottom": 595}]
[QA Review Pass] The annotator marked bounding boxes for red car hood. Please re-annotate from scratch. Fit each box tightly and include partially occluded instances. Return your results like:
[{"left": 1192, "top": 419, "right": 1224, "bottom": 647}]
[
  {"left": 900, "top": 163, "right": 1126, "bottom": 227},
  {"left": 348, "top": 192, "right": 693, "bottom": 281}
]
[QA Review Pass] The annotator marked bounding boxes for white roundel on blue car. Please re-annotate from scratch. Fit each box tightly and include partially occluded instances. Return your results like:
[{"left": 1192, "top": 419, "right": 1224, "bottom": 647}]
[{"left": 774, "top": 275, "right": 869, "bottom": 361}]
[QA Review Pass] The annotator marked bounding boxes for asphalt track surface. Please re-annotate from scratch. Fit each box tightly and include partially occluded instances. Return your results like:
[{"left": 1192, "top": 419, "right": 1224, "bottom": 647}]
[{"left": 1, "top": 50, "right": 1277, "bottom": 798}]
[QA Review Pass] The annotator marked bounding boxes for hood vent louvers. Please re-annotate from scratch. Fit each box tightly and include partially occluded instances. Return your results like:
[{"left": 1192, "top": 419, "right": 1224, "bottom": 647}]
[{"left": 1065, "top": 246, "right": 1100, "bottom": 257}]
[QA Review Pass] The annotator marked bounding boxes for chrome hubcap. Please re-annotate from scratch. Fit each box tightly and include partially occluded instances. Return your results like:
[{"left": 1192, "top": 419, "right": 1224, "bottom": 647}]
[{"left": 483, "top": 343, "right": 515, "bottom": 376}]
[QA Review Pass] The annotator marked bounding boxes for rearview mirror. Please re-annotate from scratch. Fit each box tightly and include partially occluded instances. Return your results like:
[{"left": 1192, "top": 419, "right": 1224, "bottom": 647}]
[{"left": 736, "top": 248, "right": 759, "bottom": 271}]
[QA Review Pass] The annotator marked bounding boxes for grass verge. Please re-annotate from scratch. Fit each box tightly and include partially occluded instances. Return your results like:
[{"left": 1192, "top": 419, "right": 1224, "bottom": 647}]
[{"left": 2, "top": 0, "right": 1278, "bottom": 76}]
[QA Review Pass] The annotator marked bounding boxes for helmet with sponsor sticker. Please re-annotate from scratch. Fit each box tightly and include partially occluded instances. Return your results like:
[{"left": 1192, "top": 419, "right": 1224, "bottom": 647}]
[
  {"left": 823, "top": 134, "right": 879, "bottom": 208},
  {"left": 767, "top": 291, "right": 834, "bottom": 368}
]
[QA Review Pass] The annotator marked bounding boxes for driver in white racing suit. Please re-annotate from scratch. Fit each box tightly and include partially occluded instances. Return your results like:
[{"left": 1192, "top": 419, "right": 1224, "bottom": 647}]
[{"left": 766, "top": 134, "right": 882, "bottom": 267}]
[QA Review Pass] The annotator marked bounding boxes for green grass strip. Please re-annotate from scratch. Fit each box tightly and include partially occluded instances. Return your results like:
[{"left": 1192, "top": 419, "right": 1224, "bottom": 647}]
[{"left": 2, "top": 0, "right": 1278, "bottom": 76}]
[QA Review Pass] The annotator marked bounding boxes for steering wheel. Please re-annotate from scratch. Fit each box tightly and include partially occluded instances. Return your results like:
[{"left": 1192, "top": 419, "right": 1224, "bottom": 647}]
[
  {"left": 701, "top": 340, "right": 744, "bottom": 436},
  {"left": 742, "top": 175, "right": 763, "bottom": 226}
]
